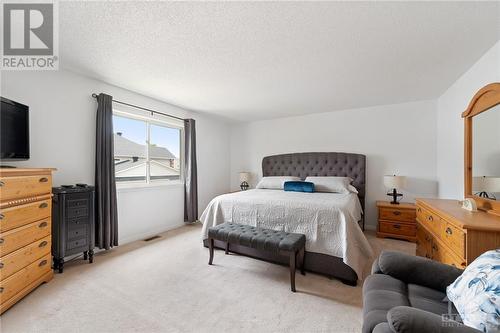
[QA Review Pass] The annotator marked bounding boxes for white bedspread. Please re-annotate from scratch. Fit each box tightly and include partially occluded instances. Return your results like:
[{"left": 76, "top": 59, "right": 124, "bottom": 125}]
[{"left": 200, "top": 189, "right": 374, "bottom": 278}]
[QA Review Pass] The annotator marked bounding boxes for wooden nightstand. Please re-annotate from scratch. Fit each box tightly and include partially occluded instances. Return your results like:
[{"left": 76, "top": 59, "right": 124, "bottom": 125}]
[{"left": 376, "top": 201, "right": 417, "bottom": 242}]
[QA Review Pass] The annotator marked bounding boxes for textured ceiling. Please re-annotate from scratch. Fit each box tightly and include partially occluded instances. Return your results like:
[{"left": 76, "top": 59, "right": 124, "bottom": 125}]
[{"left": 59, "top": 1, "right": 500, "bottom": 121}]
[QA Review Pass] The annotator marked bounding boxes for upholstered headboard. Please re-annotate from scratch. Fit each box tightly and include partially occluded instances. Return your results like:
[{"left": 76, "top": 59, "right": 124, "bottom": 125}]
[{"left": 262, "top": 152, "right": 366, "bottom": 213}]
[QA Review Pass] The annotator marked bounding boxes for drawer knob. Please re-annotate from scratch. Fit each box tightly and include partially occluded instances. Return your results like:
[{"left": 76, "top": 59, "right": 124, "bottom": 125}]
[
  {"left": 0, "top": 287, "right": 3, "bottom": 293},
  {"left": 428, "top": 215, "right": 434, "bottom": 222},
  {"left": 39, "top": 202, "right": 48, "bottom": 209},
  {"left": 0, "top": 181, "right": 4, "bottom": 187},
  {"left": 417, "top": 208, "right": 422, "bottom": 212},
  {"left": 0, "top": 238, "right": 4, "bottom": 245},
  {"left": 446, "top": 227, "right": 453, "bottom": 235},
  {"left": 39, "top": 177, "right": 48, "bottom": 183},
  {"left": 38, "top": 260, "right": 48, "bottom": 267},
  {"left": 39, "top": 240, "right": 48, "bottom": 248},
  {"left": 38, "top": 221, "right": 48, "bottom": 228},
  {"left": 393, "top": 211, "right": 402, "bottom": 216},
  {"left": 393, "top": 224, "right": 401, "bottom": 229},
  {"left": 432, "top": 244, "right": 438, "bottom": 251},
  {"left": 0, "top": 213, "right": 4, "bottom": 220},
  {"left": 0, "top": 262, "right": 3, "bottom": 269}
]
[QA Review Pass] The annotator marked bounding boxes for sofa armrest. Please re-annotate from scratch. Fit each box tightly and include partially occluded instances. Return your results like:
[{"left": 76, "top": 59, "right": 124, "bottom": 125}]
[
  {"left": 387, "top": 306, "right": 480, "bottom": 333},
  {"left": 378, "top": 251, "right": 463, "bottom": 292}
]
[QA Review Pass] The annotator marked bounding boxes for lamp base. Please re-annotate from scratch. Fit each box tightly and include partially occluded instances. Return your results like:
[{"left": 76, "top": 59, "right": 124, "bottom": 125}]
[
  {"left": 240, "top": 181, "right": 249, "bottom": 191},
  {"left": 476, "top": 191, "right": 496, "bottom": 200},
  {"left": 387, "top": 188, "right": 403, "bottom": 204}
]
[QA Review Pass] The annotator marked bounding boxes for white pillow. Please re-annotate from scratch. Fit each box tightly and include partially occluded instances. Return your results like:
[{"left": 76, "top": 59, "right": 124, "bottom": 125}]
[
  {"left": 446, "top": 249, "right": 500, "bottom": 332},
  {"left": 255, "top": 176, "right": 301, "bottom": 190},
  {"left": 304, "top": 176, "right": 358, "bottom": 194}
]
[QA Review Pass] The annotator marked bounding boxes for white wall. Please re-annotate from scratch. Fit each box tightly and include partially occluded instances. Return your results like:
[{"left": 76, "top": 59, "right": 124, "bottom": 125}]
[
  {"left": 436, "top": 40, "right": 500, "bottom": 199},
  {"left": 230, "top": 100, "right": 438, "bottom": 229},
  {"left": 1, "top": 69, "right": 231, "bottom": 244}
]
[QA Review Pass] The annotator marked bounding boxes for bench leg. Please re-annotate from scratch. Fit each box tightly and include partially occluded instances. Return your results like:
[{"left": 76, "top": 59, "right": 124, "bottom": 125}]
[
  {"left": 225, "top": 242, "right": 229, "bottom": 255},
  {"left": 290, "top": 251, "right": 296, "bottom": 292},
  {"left": 299, "top": 247, "right": 305, "bottom": 275},
  {"left": 208, "top": 238, "right": 214, "bottom": 265}
]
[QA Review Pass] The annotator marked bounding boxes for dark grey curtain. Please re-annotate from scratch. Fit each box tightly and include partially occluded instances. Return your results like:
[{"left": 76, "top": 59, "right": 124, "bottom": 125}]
[
  {"left": 95, "top": 93, "right": 119, "bottom": 249},
  {"left": 184, "top": 119, "right": 198, "bottom": 223}
]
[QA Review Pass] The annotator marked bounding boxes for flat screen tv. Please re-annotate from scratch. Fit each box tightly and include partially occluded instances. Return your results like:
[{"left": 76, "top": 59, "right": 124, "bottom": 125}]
[{"left": 1, "top": 97, "right": 29, "bottom": 161}]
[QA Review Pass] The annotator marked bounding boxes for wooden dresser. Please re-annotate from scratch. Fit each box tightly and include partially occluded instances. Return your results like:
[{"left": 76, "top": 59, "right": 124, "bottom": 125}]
[
  {"left": 416, "top": 198, "right": 500, "bottom": 269},
  {"left": 376, "top": 201, "right": 417, "bottom": 242},
  {"left": 0, "top": 168, "right": 55, "bottom": 314}
]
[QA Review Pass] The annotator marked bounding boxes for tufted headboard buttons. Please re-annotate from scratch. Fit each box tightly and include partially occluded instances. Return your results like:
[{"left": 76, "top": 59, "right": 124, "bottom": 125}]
[{"left": 262, "top": 152, "right": 366, "bottom": 223}]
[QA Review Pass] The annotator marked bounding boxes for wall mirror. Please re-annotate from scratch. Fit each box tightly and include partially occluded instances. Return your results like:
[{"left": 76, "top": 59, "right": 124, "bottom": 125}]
[{"left": 463, "top": 82, "right": 500, "bottom": 215}]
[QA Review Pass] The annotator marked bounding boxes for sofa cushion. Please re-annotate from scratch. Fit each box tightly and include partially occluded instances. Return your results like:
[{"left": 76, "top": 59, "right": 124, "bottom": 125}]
[
  {"left": 408, "top": 284, "right": 457, "bottom": 316},
  {"left": 372, "top": 323, "right": 392, "bottom": 333},
  {"left": 362, "top": 274, "right": 410, "bottom": 333},
  {"left": 363, "top": 274, "right": 460, "bottom": 333},
  {"left": 378, "top": 251, "right": 463, "bottom": 292}
]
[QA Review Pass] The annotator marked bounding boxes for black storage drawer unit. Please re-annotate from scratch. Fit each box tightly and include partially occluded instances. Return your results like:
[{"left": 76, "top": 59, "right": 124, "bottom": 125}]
[{"left": 52, "top": 185, "right": 95, "bottom": 273}]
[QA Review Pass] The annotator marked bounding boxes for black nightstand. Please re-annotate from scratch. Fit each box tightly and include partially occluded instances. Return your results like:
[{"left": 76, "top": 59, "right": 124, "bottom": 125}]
[{"left": 52, "top": 185, "right": 95, "bottom": 273}]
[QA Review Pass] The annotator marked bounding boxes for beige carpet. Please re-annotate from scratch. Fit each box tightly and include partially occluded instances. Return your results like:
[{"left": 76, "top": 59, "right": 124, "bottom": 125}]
[{"left": 1, "top": 224, "right": 414, "bottom": 333}]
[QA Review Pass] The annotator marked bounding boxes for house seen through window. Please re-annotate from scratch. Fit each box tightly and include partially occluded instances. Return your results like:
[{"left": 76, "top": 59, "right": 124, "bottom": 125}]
[{"left": 113, "top": 113, "right": 182, "bottom": 184}]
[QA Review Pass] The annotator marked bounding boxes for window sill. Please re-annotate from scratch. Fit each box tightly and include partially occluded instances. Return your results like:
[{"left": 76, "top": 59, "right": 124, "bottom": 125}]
[{"left": 116, "top": 182, "right": 184, "bottom": 193}]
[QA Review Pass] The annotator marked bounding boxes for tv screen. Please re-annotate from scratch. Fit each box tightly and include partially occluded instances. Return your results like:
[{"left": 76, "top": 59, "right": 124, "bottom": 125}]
[{"left": 1, "top": 97, "right": 29, "bottom": 161}]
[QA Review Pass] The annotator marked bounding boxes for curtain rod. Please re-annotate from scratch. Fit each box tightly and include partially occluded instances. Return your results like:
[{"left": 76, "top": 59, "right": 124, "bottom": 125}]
[{"left": 91, "top": 93, "right": 186, "bottom": 122}]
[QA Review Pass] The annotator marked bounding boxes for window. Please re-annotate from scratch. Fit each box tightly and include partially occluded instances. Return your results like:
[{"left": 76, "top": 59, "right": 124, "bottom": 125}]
[{"left": 113, "top": 111, "right": 183, "bottom": 185}]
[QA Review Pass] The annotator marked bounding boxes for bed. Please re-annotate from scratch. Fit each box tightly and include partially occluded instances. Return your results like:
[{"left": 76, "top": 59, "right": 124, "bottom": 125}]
[{"left": 201, "top": 152, "right": 374, "bottom": 285}]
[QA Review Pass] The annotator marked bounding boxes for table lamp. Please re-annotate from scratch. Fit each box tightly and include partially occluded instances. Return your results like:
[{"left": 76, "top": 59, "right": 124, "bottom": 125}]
[
  {"left": 473, "top": 176, "right": 500, "bottom": 199},
  {"left": 384, "top": 175, "right": 406, "bottom": 204},
  {"left": 239, "top": 172, "right": 251, "bottom": 191}
]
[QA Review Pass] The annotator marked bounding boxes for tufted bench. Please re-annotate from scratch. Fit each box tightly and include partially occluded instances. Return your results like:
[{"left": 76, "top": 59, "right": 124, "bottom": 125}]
[{"left": 208, "top": 223, "right": 306, "bottom": 292}]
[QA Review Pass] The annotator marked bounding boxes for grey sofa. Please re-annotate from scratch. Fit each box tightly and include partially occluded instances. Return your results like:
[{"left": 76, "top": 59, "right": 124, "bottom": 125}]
[{"left": 362, "top": 251, "right": 481, "bottom": 333}]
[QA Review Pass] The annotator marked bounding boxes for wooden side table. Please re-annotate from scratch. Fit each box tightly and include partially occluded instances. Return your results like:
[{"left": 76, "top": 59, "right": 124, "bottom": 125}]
[{"left": 376, "top": 201, "right": 417, "bottom": 242}]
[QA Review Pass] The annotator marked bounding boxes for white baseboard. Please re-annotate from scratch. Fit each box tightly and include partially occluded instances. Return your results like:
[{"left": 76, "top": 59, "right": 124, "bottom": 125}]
[
  {"left": 364, "top": 224, "right": 377, "bottom": 231},
  {"left": 118, "top": 222, "right": 186, "bottom": 245}
]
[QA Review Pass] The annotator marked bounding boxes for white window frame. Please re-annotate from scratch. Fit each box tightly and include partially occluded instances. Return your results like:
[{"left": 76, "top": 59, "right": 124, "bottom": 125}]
[{"left": 113, "top": 108, "right": 185, "bottom": 189}]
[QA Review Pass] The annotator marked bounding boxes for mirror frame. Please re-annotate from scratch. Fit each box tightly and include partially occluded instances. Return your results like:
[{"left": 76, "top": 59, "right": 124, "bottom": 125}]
[{"left": 462, "top": 82, "right": 500, "bottom": 216}]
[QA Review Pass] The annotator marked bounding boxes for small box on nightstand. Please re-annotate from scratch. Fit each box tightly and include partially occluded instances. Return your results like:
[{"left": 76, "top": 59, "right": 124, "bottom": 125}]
[{"left": 376, "top": 201, "right": 417, "bottom": 242}]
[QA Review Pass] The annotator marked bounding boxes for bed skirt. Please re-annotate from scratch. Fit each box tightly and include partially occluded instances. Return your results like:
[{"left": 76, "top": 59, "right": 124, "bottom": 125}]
[{"left": 203, "top": 238, "right": 358, "bottom": 286}]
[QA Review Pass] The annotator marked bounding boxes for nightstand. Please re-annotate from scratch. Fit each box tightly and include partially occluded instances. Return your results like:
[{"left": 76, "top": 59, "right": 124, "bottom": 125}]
[{"left": 376, "top": 201, "right": 416, "bottom": 242}]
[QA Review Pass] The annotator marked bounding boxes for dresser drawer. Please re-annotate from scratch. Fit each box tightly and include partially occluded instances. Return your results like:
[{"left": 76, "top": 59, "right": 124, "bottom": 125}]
[
  {"left": 67, "top": 207, "right": 88, "bottom": 219},
  {"left": 0, "top": 236, "right": 51, "bottom": 280},
  {"left": 443, "top": 222, "right": 466, "bottom": 258},
  {"left": 0, "top": 219, "right": 51, "bottom": 256},
  {"left": 67, "top": 226, "right": 88, "bottom": 240},
  {"left": 0, "top": 199, "right": 51, "bottom": 233},
  {"left": 67, "top": 217, "right": 90, "bottom": 230},
  {"left": 379, "top": 207, "right": 416, "bottom": 223},
  {"left": 379, "top": 221, "right": 416, "bottom": 237},
  {"left": 67, "top": 198, "right": 89, "bottom": 208},
  {"left": 417, "top": 206, "right": 444, "bottom": 237},
  {"left": 432, "top": 240, "right": 466, "bottom": 269},
  {"left": 0, "top": 175, "right": 52, "bottom": 201},
  {"left": 416, "top": 223, "right": 432, "bottom": 259},
  {"left": 66, "top": 238, "right": 88, "bottom": 251},
  {"left": 0, "top": 253, "right": 51, "bottom": 303}
]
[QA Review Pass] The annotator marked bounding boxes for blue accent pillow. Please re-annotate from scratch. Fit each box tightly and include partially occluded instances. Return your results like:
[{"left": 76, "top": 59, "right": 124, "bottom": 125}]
[
  {"left": 447, "top": 249, "right": 500, "bottom": 332},
  {"left": 284, "top": 181, "right": 315, "bottom": 193}
]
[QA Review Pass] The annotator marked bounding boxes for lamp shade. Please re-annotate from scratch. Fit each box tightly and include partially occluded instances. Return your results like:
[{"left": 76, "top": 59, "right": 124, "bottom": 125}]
[
  {"left": 384, "top": 175, "right": 406, "bottom": 189},
  {"left": 473, "top": 176, "right": 500, "bottom": 192},
  {"left": 239, "top": 172, "right": 251, "bottom": 183}
]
